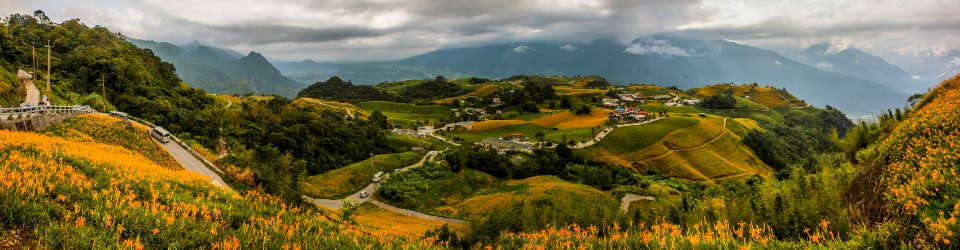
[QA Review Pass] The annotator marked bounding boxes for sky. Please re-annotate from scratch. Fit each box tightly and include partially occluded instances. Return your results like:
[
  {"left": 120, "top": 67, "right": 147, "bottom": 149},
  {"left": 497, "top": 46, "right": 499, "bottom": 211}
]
[{"left": 1, "top": 0, "right": 958, "bottom": 64}]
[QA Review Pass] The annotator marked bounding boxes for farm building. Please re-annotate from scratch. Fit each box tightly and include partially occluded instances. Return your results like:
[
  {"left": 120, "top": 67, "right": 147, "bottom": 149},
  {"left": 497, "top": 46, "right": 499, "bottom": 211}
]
[
  {"left": 479, "top": 138, "right": 533, "bottom": 151},
  {"left": 602, "top": 99, "right": 620, "bottom": 107}
]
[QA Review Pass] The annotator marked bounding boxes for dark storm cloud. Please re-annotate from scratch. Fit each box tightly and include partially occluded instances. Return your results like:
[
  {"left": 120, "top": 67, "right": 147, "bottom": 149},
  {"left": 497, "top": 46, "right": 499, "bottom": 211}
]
[
  {"left": 7, "top": 0, "right": 960, "bottom": 61},
  {"left": 205, "top": 24, "right": 384, "bottom": 45}
]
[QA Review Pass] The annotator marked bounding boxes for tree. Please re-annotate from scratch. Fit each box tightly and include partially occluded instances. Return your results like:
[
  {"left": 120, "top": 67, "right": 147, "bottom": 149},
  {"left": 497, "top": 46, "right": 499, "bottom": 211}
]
[
  {"left": 699, "top": 94, "right": 736, "bottom": 109},
  {"left": 369, "top": 110, "right": 391, "bottom": 130},
  {"left": 520, "top": 102, "right": 540, "bottom": 113},
  {"left": 575, "top": 105, "right": 591, "bottom": 115},
  {"left": 560, "top": 96, "right": 572, "bottom": 109}
]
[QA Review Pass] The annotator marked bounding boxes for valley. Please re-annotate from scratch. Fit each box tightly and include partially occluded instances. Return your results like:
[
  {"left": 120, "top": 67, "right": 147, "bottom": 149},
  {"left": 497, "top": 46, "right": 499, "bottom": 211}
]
[{"left": 1, "top": 8, "right": 958, "bottom": 249}]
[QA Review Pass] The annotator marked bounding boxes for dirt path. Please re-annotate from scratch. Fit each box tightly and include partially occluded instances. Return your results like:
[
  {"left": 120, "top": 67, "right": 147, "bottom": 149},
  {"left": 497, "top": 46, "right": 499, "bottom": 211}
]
[
  {"left": 17, "top": 70, "right": 39, "bottom": 105},
  {"left": 620, "top": 194, "right": 655, "bottom": 212},
  {"left": 313, "top": 101, "right": 354, "bottom": 119},
  {"left": 302, "top": 151, "right": 465, "bottom": 224},
  {"left": 665, "top": 118, "right": 728, "bottom": 151}
]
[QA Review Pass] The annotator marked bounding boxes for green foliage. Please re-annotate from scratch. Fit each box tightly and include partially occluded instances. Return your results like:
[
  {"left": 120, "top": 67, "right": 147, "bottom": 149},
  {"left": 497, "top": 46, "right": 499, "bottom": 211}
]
[
  {"left": 297, "top": 76, "right": 396, "bottom": 103},
  {"left": 699, "top": 93, "right": 737, "bottom": 109},
  {"left": 400, "top": 76, "right": 467, "bottom": 100},
  {"left": 742, "top": 111, "right": 846, "bottom": 174},
  {"left": 368, "top": 110, "right": 391, "bottom": 130},
  {"left": 301, "top": 152, "right": 420, "bottom": 199},
  {"left": 574, "top": 104, "right": 591, "bottom": 115}
]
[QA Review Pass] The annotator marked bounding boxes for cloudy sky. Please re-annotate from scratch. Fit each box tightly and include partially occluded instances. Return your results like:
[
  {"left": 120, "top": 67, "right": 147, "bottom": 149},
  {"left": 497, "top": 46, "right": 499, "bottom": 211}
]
[{"left": 2, "top": 0, "right": 958, "bottom": 63}]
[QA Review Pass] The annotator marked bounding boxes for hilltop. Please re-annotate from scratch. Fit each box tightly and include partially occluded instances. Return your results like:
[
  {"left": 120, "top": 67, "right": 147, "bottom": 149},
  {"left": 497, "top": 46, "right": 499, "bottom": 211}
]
[{"left": 129, "top": 39, "right": 304, "bottom": 97}]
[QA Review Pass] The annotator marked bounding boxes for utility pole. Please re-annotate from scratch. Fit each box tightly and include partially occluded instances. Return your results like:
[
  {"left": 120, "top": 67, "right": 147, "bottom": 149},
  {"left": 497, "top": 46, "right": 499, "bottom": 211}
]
[
  {"left": 31, "top": 44, "right": 36, "bottom": 74},
  {"left": 100, "top": 74, "right": 106, "bottom": 111},
  {"left": 45, "top": 40, "right": 51, "bottom": 99}
]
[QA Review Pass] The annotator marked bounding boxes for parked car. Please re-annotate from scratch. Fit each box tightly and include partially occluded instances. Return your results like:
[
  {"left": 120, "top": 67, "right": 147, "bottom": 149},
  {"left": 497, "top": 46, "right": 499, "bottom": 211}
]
[{"left": 359, "top": 191, "right": 369, "bottom": 198}]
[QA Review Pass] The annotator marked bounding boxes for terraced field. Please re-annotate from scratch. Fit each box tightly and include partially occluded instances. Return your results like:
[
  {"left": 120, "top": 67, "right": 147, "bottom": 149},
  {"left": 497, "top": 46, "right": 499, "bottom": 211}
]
[
  {"left": 580, "top": 116, "right": 771, "bottom": 181},
  {"left": 693, "top": 84, "right": 805, "bottom": 108},
  {"left": 554, "top": 86, "right": 604, "bottom": 96},
  {"left": 444, "top": 109, "right": 609, "bottom": 143}
]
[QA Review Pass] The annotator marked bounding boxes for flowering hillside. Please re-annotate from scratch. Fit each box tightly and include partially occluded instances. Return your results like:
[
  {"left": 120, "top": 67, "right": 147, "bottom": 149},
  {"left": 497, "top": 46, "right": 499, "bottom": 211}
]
[
  {"left": 878, "top": 75, "right": 960, "bottom": 247},
  {"left": 0, "top": 117, "right": 438, "bottom": 249}
]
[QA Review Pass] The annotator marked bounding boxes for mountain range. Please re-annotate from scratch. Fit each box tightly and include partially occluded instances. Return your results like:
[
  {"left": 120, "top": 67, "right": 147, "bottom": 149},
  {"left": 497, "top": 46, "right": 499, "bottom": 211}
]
[
  {"left": 133, "top": 34, "right": 937, "bottom": 114},
  {"left": 279, "top": 34, "right": 912, "bottom": 114},
  {"left": 129, "top": 39, "right": 303, "bottom": 97}
]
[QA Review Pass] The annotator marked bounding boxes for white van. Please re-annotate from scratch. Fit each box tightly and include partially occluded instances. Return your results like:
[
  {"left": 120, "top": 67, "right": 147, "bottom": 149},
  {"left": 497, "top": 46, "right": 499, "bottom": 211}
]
[
  {"left": 109, "top": 111, "right": 129, "bottom": 119},
  {"left": 151, "top": 127, "right": 172, "bottom": 143}
]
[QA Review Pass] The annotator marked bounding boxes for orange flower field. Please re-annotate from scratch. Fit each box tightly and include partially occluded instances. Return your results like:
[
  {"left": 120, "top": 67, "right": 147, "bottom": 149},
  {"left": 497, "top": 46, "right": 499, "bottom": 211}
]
[
  {"left": 0, "top": 117, "right": 440, "bottom": 249},
  {"left": 878, "top": 75, "right": 960, "bottom": 247}
]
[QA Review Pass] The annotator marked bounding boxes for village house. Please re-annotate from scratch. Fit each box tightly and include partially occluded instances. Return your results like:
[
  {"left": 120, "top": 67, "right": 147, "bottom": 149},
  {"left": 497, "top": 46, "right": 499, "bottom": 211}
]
[
  {"left": 505, "top": 133, "right": 527, "bottom": 141},
  {"left": 602, "top": 98, "right": 620, "bottom": 107},
  {"left": 491, "top": 98, "right": 503, "bottom": 106},
  {"left": 391, "top": 128, "right": 417, "bottom": 137},
  {"left": 416, "top": 126, "right": 434, "bottom": 137}
]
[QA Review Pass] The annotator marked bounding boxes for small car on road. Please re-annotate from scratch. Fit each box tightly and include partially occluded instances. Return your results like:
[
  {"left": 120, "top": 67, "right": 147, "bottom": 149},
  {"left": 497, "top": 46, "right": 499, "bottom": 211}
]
[{"left": 359, "top": 191, "right": 369, "bottom": 198}]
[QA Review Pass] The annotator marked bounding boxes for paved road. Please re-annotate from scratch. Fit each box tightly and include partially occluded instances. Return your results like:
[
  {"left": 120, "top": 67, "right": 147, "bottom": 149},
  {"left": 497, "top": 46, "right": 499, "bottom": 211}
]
[
  {"left": 153, "top": 137, "right": 235, "bottom": 193},
  {"left": 620, "top": 194, "right": 655, "bottom": 212},
  {"left": 302, "top": 151, "right": 466, "bottom": 224},
  {"left": 17, "top": 70, "right": 39, "bottom": 105}
]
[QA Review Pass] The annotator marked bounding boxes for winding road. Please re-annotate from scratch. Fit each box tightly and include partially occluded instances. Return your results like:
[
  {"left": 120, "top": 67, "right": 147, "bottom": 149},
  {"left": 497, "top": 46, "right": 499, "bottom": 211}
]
[
  {"left": 301, "top": 151, "right": 462, "bottom": 222},
  {"left": 302, "top": 151, "right": 466, "bottom": 225},
  {"left": 620, "top": 194, "right": 655, "bottom": 212},
  {"left": 148, "top": 133, "right": 235, "bottom": 193},
  {"left": 17, "top": 70, "right": 39, "bottom": 105}
]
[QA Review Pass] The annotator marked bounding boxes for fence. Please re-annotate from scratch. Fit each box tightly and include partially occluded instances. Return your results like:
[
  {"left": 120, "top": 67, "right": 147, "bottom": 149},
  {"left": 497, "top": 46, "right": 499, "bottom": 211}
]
[{"left": 0, "top": 105, "right": 95, "bottom": 131}]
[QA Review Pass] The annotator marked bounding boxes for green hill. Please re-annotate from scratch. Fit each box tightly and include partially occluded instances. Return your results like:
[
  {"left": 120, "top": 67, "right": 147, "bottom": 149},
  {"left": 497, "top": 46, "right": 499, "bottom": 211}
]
[{"left": 580, "top": 116, "right": 772, "bottom": 181}]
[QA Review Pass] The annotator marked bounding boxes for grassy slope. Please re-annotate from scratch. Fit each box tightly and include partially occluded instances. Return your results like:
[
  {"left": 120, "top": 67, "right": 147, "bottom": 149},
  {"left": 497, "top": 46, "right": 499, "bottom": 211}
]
[
  {"left": 292, "top": 97, "right": 370, "bottom": 119},
  {"left": 453, "top": 176, "right": 618, "bottom": 220},
  {"left": 444, "top": 123, "right": 594, "bottom": 143},
  {"left": 41, "top": 114, "right": 180, "bottom": 169},
  {"left": 394, "top": 169, "right": 618, "bottom": 221},
  {"left": 302, "top": 152, "right": 422, "bottom": 199},
  {"left": 580, "top": 116, "right": 770, "bottom": 181},
  {"left": 0, "top": 67, "right": 22, "bottom": 106},
  {"left": 0, "top": 115, "right": 436, "bottom": 249},
  {"left": 356, "top": 101, "right": 451, "bottom": 127},
  {"left": 875, "top": 75, "right": 960, "bottom": 246},
  {"left": 444, "top": 109, "right": 609, "bottom": 144}
]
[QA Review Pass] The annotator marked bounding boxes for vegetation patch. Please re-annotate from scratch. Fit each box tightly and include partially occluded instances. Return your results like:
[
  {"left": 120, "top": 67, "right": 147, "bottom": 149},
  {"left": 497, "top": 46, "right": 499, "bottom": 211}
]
[{"left": 301, "top": 152, "right": 421, "bottom": 199}]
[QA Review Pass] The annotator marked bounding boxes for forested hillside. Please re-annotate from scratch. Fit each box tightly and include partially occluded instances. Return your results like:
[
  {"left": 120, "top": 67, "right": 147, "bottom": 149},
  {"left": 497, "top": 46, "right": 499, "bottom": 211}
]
[
  {"left": 129, "top": 39, "right": 303, "bottom": 97},
  {"left": 0, "top": 12, "right": 398, "bottom": 204}
]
